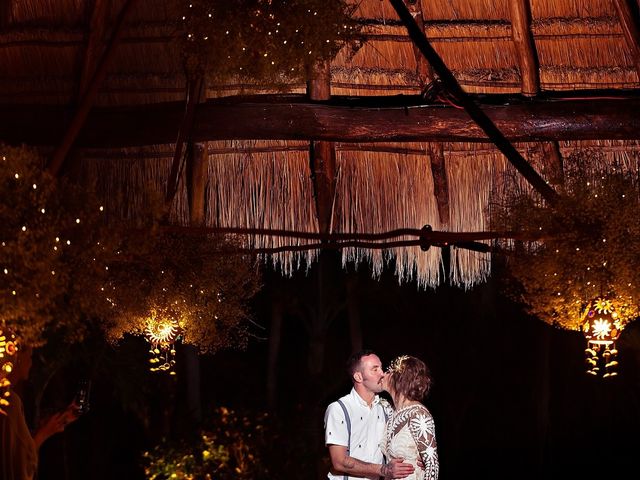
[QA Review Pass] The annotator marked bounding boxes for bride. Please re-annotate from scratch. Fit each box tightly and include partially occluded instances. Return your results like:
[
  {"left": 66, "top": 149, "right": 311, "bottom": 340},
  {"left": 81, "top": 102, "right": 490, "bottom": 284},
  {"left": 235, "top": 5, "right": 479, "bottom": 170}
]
[{"left": 381, "top": 355, "right": 439, "bottom": 480}]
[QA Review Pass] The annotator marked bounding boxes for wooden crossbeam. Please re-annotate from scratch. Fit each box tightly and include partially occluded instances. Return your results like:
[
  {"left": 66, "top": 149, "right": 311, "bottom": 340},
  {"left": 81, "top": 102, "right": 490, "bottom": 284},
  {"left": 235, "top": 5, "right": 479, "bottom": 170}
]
[
  {"left": 509, "top": 0, "right": 540, "bottom": 96},
  {"left": 4, "top": 95, "right": 640, "bottom": 147},
  {"left": 159, "top": 225, "right": 528, "bottom": 255}
]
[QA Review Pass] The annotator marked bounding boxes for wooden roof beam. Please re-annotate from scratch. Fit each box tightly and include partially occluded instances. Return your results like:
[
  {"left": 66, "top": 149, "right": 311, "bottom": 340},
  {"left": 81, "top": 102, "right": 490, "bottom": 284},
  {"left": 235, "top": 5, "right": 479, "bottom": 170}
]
[
  {"left": 308, "top": 60, "right": 338, "bottom": 237},
  {"left": 47, "top": 0, "right": 140, "bottom": 176},
  {"left": 509, "top": 0, "right": 540, "bottom": 96},
  {"left": 613, "top": 0, "right": 640, "bottom": 79},
  {"left": 4, "top": 96, "right": 640, "bottom": 147}
]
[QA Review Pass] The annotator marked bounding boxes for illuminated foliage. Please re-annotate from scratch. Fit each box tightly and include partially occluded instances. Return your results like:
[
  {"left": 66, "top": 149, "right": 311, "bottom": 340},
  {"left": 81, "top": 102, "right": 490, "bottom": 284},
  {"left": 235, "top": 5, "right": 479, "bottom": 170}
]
[
  {"left": 143, "top": 407, "right": 274, "bottom": 480},
  {"left": 102, "top": 231, "right": 262, "bottom": 354},
  {"left": 0, "top": 144, "right": 113, "bottom": 345},
  {"left": 177, "top": 0, "right": 362, "bottom": 83},
  {"left": 492, "top": 157, "right": 640, "bottom": 331},
  {"left": 1, "top": 144, "right": 261, "bottom": 355}
]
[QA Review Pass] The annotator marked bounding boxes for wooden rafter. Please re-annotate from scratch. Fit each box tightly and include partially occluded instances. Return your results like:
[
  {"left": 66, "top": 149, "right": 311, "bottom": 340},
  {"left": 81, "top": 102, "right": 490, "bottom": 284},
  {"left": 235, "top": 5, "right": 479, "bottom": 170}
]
[
  {"left": 77, "top": 0, "right": 110, "bottom": 100},
  {"left": 406, "top": 0, "right": 434, "bottom": 89},
  {"left": 307, "top": 60, "right": 338, "bottom": 237},
  {"left": 47, "top": 0, "right": 140, "bottom": 176},
  {"left": 6, "top": 95, "right": 639, "bottom": 147},
  {"left": 165, "top": 76, "right": 205, "bottom": 208},
  {"left": 406, "top": 1, "right": 449, "bottom": 227},
  {"left": 388, "top": 0, "right": 559, "bottom": 205},
  {"left": 509, "top": 0, "right": 540, "bottom": 96},
  {"left": 613, "top": 0, "right": 640, "bottom": 79}
]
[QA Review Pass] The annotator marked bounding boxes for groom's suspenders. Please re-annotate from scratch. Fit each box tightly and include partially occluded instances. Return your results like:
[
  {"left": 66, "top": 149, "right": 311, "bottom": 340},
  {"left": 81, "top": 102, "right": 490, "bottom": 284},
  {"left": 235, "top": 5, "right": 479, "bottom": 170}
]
[
  {"left": 336, "top": 399, "right": 389, "bottom": 480},
  {"left": 336, "top": 400, "right": 351, "bottom": 480}
]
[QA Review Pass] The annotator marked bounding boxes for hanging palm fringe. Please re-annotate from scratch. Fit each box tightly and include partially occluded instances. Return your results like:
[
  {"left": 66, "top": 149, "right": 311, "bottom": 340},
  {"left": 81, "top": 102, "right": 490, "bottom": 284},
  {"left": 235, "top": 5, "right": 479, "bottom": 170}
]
[{"left": 81, "top": 141, "right": 504, "bottom": 289}]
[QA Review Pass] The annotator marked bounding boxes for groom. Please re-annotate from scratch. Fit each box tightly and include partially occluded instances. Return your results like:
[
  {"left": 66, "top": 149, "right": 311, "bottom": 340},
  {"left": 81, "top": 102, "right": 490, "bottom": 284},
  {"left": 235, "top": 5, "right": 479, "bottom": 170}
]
[{"left": 324, "top": 350, "right": 415, "bottom": 479}]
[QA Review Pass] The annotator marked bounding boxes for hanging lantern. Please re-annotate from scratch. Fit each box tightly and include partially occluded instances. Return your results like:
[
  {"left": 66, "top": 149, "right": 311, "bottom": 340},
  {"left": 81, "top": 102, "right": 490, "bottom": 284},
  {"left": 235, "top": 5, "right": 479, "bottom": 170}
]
[
  {"left": 582, "top": 297, "right": 622, "bottom": 378},
  {"left": 0, "top": 328, "right": 18, "bottom": 415},
  {"left": 144, "top": 309, "right": 182, "bottom": 375}
]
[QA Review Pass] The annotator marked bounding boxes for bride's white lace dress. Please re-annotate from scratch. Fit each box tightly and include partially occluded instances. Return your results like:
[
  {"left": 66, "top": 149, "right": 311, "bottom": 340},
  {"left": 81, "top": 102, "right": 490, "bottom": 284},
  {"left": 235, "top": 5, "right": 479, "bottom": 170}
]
[{"left": 381, "top": 404, "right": 439, "bottom": 480}]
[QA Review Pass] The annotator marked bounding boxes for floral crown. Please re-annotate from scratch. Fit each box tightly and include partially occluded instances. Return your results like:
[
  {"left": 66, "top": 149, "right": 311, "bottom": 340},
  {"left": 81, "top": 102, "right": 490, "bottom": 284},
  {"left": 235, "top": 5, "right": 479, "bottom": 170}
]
[{"left": 386, "top": 355, "right": 410, "bottom": 375}]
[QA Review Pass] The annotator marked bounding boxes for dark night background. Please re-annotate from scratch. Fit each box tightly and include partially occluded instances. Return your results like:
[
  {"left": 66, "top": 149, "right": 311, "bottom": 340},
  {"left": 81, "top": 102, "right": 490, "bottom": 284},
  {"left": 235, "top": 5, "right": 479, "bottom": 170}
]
[{"left": 23, "top": 252, "right": 640, "bottom": 480}]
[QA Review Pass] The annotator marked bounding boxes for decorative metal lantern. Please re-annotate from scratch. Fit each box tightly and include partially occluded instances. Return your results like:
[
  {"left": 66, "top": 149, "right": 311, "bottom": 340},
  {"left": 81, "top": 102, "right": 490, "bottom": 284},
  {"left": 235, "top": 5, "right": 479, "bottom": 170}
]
[
  {"left": 582, "top": 297, "right": 621, "bottom": 378},
  {"left": 0, "top": 328, "right": 18, "bottom": 415},
  {"left": 144, "top": 309, "right": 182, "bottom": 375}
]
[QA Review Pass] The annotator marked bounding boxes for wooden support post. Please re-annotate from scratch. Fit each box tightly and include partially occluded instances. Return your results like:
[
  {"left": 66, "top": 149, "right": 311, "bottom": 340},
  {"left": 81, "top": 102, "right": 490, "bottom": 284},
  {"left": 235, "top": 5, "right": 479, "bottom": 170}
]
[
  {"left": 389, "top": 0, "right": 559, "bottom": 205},
  {"left": 613, "top": 0, "right": 640, "bottom": 79},
  {"left": 187, "top": 142, "right": 208, "bottom": 226},
  {"left": 541, "top": 141, "right": 564, "bottom": 188},
  {"left": 266, "top": 299, "right": 283, "bottom": 409},
  {"left": 180, "top": 143, "right": 208, "bottom": 429},
  {"left": 78, "top": 0, "right": 110, "bottom": 100},
  {"left": 427, "top": 143, "right": 450, "bottom": 226},
  {"left": 307, "top": 59, "right": 338, "bottom": 237},
  {"left": 509, "top": 0, "right": 540, "bottom": 96},
  {"left": 47, "top": 0, "right": 140, "bottom": 176}
]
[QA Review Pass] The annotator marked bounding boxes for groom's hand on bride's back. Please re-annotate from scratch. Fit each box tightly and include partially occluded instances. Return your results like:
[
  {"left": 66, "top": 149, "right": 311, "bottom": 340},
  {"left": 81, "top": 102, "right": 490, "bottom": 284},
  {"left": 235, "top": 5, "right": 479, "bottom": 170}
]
[{"left": 381, "top": 457, "right": 414, "bottom": 478}]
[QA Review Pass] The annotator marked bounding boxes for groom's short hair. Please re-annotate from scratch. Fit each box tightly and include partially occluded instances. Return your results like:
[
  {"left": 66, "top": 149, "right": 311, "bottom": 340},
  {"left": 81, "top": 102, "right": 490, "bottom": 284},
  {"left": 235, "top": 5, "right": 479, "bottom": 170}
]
[{"left": 346, "top": 349, "right": 377, "bottom": 377}]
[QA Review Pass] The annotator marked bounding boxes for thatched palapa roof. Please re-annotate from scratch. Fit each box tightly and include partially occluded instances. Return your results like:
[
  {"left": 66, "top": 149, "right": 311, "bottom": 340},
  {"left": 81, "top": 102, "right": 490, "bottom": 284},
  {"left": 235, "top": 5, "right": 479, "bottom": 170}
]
[{"left": 1, "top": 0, "right": 640, "bottom": 288}]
